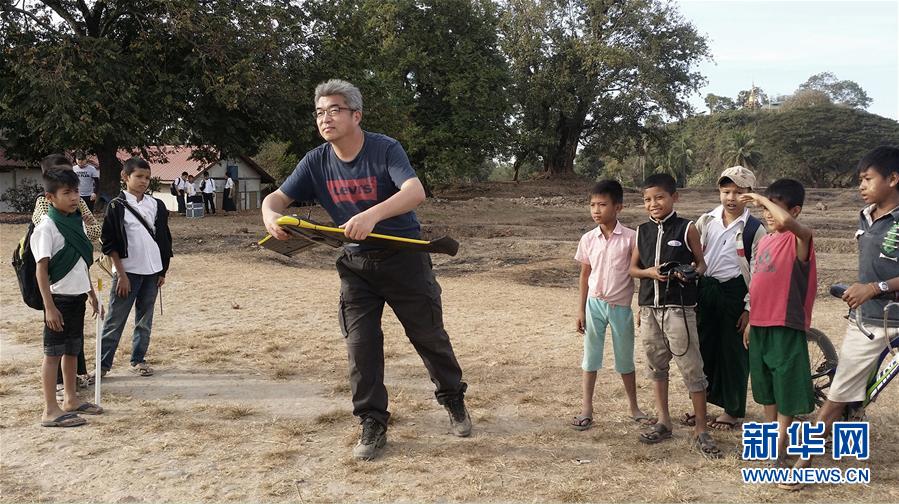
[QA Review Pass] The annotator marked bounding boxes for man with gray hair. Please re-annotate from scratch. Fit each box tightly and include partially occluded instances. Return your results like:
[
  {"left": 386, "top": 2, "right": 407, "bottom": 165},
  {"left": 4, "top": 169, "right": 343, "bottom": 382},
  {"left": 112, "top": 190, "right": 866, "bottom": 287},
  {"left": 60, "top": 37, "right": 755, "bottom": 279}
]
[{"left": 262, "top": 79, "right": 471, "bottom": 460}]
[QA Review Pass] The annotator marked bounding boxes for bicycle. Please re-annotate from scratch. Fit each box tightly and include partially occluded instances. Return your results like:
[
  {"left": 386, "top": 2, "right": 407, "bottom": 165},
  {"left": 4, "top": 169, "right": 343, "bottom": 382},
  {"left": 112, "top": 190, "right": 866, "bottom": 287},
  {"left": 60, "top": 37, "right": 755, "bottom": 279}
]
[{"left": 806, "top": 283, "right": 899, "bottom": 420}]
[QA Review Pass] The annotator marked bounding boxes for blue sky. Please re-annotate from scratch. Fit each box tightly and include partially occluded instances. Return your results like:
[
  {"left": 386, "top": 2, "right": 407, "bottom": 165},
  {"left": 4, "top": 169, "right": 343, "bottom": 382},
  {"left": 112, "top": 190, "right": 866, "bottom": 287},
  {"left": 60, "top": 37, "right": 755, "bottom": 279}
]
[{"left": 676, "top": 0, "right": 899, "bottom": 119}]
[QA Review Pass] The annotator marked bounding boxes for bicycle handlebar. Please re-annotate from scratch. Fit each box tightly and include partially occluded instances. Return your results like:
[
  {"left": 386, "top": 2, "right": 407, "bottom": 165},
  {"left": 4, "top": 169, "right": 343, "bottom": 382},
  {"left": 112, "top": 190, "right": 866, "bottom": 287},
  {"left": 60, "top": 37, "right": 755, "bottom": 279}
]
[{"left": 830, "top": 283, "right": 899, "bottom": 341}]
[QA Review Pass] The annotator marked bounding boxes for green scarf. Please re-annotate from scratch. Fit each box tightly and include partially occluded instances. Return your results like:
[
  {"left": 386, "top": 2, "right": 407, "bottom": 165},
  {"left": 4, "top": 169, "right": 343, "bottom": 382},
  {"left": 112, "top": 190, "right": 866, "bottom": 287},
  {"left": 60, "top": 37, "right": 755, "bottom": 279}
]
[{"left": 47, "top": 205, "right": 94, "bottom": 283}]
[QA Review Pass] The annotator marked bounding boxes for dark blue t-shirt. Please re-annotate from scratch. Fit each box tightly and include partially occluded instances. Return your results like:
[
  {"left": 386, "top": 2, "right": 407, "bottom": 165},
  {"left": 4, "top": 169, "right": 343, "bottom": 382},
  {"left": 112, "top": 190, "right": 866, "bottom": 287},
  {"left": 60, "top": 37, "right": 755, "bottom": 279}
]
[{"left": 279, "top": 132, "right": 421, "bottom": 242}]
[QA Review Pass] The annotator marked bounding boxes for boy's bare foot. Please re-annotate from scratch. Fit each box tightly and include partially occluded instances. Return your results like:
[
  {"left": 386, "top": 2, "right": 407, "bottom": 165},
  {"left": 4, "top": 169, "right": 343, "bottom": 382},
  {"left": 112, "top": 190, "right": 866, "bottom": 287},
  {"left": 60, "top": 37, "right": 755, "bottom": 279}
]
[
  {"left": 41, "top": 412, "right": 86, "bottom": 427},
  {"left": 64, "top": 402, "right": 104, "bottom": 415},
  {"left": 708, "top": 413, "right": 742, "bottom": 430},
  {"left": 629, "top": 409, "right": 657, "bottom": 426}
]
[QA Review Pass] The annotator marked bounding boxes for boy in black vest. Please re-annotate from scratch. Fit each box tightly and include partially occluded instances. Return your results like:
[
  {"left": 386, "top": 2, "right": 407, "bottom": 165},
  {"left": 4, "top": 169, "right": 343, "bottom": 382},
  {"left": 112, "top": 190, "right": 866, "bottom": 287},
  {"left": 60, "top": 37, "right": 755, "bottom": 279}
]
[{"left": 629, "top": 173, "right": 721, "bottom": 458}]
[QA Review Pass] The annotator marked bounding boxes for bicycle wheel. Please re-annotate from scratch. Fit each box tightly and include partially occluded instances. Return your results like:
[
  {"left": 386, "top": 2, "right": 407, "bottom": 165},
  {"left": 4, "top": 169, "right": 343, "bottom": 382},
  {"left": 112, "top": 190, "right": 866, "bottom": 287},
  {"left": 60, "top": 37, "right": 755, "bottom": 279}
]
[{"left": 807, "top": 328, "right": 839, "bottom": 406}]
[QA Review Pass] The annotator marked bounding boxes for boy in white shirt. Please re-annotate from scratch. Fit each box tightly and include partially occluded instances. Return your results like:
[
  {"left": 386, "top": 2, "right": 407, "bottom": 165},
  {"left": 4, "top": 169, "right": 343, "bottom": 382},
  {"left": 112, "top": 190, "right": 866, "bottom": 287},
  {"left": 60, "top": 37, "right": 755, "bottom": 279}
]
[
  {"left": 690, "top": 166, "right": 766, "bottom": 430},
  {"left": 200, "top": 171, "right": 217, "bottom": 215},
  {"left": 99, "top": 158, "right": 173, "bottom": 377},
  {"left": 32, "top": 167, "right": 102, "bottom": 427}
]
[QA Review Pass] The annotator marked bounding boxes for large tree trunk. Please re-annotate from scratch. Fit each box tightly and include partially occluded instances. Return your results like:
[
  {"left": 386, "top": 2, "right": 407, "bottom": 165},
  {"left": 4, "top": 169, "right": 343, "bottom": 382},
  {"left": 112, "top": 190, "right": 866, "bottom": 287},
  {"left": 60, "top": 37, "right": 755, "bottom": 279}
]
[
  {"left": 95, "top": 142, "right": 123, "bottom": 209},
  {"left": 544, "top": 106, "right": 587, "bottom": 177}
]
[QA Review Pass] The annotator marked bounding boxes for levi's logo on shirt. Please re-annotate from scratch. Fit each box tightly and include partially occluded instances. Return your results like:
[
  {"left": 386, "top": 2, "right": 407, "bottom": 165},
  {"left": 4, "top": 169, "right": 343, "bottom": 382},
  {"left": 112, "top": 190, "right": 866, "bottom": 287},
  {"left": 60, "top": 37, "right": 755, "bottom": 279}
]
[{"left": 327, "top": 177, "right": 378, "bottom": 203}]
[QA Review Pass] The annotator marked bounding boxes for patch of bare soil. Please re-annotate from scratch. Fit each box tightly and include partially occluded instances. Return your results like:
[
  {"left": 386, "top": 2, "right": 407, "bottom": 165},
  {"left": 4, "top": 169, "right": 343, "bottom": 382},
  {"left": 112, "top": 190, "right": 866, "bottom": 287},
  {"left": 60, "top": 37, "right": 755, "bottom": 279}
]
[{"left": 1, "top": 182, "right": 896, "bottom": 503}]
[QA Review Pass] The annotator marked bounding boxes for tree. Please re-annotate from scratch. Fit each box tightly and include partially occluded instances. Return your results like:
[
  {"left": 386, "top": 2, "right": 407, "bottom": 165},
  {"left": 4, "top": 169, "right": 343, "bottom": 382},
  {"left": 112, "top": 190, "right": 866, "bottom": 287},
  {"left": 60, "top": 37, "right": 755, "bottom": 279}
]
[
  {"left": 0, "top": 1, "right": 305, "bottom": 198},
  {"left": 254, "top": 140, "right": 300, "bottom": 185},
  {"left": 799, "top": 72, "right": 872, "bottom": 109},
  {"left": 705, "top": 93, "right": 737, "bottom": 114},
  {"left": 500, "top": 0, "right": 709, "bottom": 178},
  {"left": 721, "top": 130, "right": 761, "bottom": 170},
  {"left": 300, "top": 0, "right": 510, "bottom": 188},
  {"left": 759, "top": 104, "right": 899, "bottom": 187},
  {"left": 662, "top": 136, "right": 694, "bottom": 187},
  {"left": 781, "top": 89, "right": 832, "bottom": 110}
]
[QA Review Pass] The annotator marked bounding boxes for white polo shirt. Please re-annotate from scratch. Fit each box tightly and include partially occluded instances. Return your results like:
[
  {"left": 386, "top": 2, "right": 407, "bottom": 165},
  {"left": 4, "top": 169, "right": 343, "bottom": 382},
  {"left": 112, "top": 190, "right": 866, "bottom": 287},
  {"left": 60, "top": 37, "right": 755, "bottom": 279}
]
[
  {"left": 202, "top": 178, "right": 216, "bottom": 194},
  {"left": 30, "top": 216, "right": 91, "bottom": 295},
  {"left": 701, "top": 205, "right": 749, "bottom": 281},
  {"left": 117, "top": 192, "right": 163, "bottom": 275}
]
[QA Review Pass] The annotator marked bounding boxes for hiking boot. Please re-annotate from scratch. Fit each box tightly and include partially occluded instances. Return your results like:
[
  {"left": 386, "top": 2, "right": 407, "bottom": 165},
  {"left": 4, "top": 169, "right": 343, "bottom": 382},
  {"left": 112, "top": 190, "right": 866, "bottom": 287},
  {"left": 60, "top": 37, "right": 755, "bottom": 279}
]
[
  {"left": 352, "top": 417, "right": 387, "bottom": 460},
  {"left": 444, "top": 396, "right": 472, "bottom": 437}
]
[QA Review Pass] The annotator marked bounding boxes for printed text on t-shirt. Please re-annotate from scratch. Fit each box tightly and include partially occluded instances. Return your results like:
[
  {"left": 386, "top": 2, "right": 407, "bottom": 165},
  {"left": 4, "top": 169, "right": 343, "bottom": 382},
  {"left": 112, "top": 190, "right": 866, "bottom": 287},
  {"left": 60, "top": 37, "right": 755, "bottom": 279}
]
[{"left": 327, "top": 177, "right": 378, "bottom": 203}]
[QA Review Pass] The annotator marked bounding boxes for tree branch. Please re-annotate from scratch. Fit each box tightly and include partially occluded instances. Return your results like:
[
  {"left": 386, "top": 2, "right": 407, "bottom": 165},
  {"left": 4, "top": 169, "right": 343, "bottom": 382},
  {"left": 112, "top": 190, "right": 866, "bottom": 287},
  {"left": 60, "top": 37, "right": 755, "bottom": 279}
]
[
  {"left": 40, "top": 0, "right": 85, "bottom": 36},
  {"left": 0, "top": 4, "right": 63, "bottom": 36}
]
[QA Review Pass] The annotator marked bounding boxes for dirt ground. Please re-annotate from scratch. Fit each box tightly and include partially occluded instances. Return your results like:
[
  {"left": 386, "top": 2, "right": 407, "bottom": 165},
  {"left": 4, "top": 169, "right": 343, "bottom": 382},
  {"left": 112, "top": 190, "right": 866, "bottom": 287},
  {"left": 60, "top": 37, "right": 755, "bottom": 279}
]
[{"left": 1, "top": 181, "right": 897, "bottom": 503}]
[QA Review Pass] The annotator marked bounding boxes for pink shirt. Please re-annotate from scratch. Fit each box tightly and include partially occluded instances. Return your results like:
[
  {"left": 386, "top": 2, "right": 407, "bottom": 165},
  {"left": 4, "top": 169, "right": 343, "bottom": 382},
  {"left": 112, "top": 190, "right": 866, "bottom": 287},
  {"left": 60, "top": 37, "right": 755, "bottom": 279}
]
[
  {"left": 749, "top": 231, "right": 817, "bottom": 331},
  {"left": 575, "top": 221, "right": 636, "bottom": 307}
]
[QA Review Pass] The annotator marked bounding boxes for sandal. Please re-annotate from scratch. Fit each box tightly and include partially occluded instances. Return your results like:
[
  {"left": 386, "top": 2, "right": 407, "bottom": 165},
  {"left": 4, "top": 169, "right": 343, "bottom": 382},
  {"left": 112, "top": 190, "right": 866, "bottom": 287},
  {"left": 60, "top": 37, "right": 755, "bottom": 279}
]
[
  {"left": 66, "top": 402, "right": 104, "bottom": 415},
  {"left": 570, "top": 415, "right": 594, "bottom": 431},
  {"left": 707, "top": 418, "right": 740, "bottom": 431},
  {"left": 130, "top": 362, "right": 154, "bottom": 377},
  {"left": 638, "top": 423, "right": 673, "bottom": 444},
  {"left": 40, "top": 412, "right": 86, "bottom": 428},
  {"left": 693, "top": 432, "right": 723, "bottom": 459},
  {"left": 679, "top": 412, "right": 696, "bottom": 426},
  {"left": 629, "top": 414, "right": 658, "bottom": 426}
]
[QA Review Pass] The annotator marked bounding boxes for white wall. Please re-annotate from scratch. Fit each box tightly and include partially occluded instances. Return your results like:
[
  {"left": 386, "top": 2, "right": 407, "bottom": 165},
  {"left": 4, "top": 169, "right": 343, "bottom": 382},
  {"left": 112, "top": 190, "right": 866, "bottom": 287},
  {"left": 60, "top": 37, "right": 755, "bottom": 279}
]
[{"left": 0, "top": 168, "right": 42, "bottom": 212}]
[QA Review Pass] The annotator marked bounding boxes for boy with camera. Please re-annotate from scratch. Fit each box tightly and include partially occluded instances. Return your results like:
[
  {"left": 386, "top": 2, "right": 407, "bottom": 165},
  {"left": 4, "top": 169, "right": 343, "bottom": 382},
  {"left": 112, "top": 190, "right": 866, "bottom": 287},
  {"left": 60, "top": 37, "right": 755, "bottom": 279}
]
[{"left": 629, "top": 174, "right": 721, "bottom": 459}]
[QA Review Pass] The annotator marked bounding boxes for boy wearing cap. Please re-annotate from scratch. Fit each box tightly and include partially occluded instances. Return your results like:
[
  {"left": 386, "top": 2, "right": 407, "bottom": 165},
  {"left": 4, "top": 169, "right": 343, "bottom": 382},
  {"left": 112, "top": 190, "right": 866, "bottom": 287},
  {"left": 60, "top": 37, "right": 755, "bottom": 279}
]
[{"left": 691, "top": 166, "right": 766, "bottom": 430}]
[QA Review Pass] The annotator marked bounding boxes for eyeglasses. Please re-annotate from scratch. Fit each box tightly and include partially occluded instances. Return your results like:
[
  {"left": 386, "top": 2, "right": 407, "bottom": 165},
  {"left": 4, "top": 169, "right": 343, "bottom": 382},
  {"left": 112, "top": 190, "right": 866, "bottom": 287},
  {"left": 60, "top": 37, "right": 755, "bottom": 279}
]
[{"left": 313, "top": 106, "right": 356, "bottom": 120}]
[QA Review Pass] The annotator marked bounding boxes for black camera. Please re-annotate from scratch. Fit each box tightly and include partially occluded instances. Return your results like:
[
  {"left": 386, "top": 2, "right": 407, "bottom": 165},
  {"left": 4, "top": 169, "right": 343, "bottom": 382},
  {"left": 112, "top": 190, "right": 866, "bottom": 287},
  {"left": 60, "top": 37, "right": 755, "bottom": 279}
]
[{"left": 658, "top": 261, "right": 698, "bottom": 284}]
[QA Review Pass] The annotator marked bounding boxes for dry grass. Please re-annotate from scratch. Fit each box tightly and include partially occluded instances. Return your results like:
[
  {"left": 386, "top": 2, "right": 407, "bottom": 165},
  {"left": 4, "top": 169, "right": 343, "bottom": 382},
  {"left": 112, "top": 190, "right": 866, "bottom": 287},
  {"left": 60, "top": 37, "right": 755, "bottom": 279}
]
[
  {"left": 0, "top": 188, "right": 897, "bottom": 502},
  {"left": 213, "top": 404, "right": 256, "bottom": 420}
]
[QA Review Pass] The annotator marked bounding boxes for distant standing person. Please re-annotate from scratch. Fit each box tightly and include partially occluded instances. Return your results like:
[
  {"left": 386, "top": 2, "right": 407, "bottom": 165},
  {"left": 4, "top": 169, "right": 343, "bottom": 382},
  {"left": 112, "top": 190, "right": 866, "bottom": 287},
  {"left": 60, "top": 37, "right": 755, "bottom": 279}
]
[
  {"left": 201, "top": 171, "right": 216, "bottom": 215},
  {"left": 73, "top": 151, "right": 99, "bottom": 212},
  {"left": 175, "top": 171, "right": 189, "bottom": 215},
  {"left": 186, "top": 175, "right": 199, "bottom": 205},
  {"left": 223, "top": 174, "right": 236, "bottom": 214}
]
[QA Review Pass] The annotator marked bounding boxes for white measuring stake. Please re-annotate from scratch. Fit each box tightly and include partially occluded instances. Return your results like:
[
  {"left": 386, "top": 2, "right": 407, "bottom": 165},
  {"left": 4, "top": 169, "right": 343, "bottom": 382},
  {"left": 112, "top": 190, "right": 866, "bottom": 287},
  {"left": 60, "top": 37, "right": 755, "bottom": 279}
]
[{"left": 94, "top": 277, "right": 103, "bottom": 405}]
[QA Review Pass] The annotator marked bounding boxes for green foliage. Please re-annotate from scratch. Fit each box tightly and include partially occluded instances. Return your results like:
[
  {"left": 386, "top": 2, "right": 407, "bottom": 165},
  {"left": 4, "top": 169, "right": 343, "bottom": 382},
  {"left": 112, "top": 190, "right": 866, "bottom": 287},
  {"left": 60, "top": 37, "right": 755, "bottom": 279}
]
[
  {"left": 1, "top": 178, "right": 41, "bottom": 213},
  {"left": 721, "top": 130, "right": 762, "bottom": 170},
  {"left": 799, "top": 72, "right": 872, "bottom": 109},
  {"left": 705, "top": 94, "right": 737, "bottom": 114},
  {"left": 0, "top": 1, "right": 304, "bottom": 197},
  {"left": 781, "top": 89, "right": 833, "bottom": 110},
  {"left": 254, "top": 141, "right": 300, "bottom": 185},
  {"left": 300, "top": 0, "right": 510, "bottom": 187},
  {"left": 500, "top": 0, "right": 709, "bottom": 176},
  {"left": 675, "top": 105, "right": 899, "bottom": 187},
  {"left": 148, "top": 176, "right": 162, "bottom": 195}
]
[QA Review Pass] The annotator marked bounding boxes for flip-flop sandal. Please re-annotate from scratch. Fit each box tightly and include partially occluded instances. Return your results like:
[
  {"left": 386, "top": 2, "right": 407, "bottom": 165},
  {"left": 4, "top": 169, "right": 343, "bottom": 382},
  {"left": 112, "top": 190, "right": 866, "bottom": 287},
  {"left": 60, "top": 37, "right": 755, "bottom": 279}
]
[
  {"left": 66, "top": 402, "right": 104, "bottom": 415},
  {"left": 570, "top": 415, "right": 594, "bottom": 431},
  {"left": 639, "top": 423, "right": 673, "bottom": 444},
  {"left": 629, "top": 414, "right": 658, "bottom": 426},
  {"left": 40, "top": 412, "right": 86, "bottom": 428},
  {"left": 707, "top": 417, "right": 741, "bottom": 431},
  {"left": 693, "top": 432, "right": 723, "bottom": 459},
  {"left": 679, "top": 412, "right": 696, "bottom": 426}
]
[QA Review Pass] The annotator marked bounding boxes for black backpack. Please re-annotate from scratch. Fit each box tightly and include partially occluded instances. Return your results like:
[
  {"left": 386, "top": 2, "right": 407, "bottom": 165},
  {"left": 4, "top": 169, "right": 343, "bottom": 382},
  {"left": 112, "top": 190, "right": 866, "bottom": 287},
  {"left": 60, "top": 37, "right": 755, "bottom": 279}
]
[
  {"left": 170, "top": 180, "right": 178, "bottom": 195},
  {"left": 742, "top": 215, "right": 762, "bottom": 265},
  {"left": 11, "top": 222, "right": 44, "bottom": 310}
]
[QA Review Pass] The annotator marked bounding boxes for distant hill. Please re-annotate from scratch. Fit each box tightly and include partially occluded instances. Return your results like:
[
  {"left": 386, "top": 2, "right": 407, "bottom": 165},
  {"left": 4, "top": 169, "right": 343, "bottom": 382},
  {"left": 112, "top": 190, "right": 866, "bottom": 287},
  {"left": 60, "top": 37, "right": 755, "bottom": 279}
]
[{"left": 679, "top": 105, "right": 899, "bottom": 187}]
